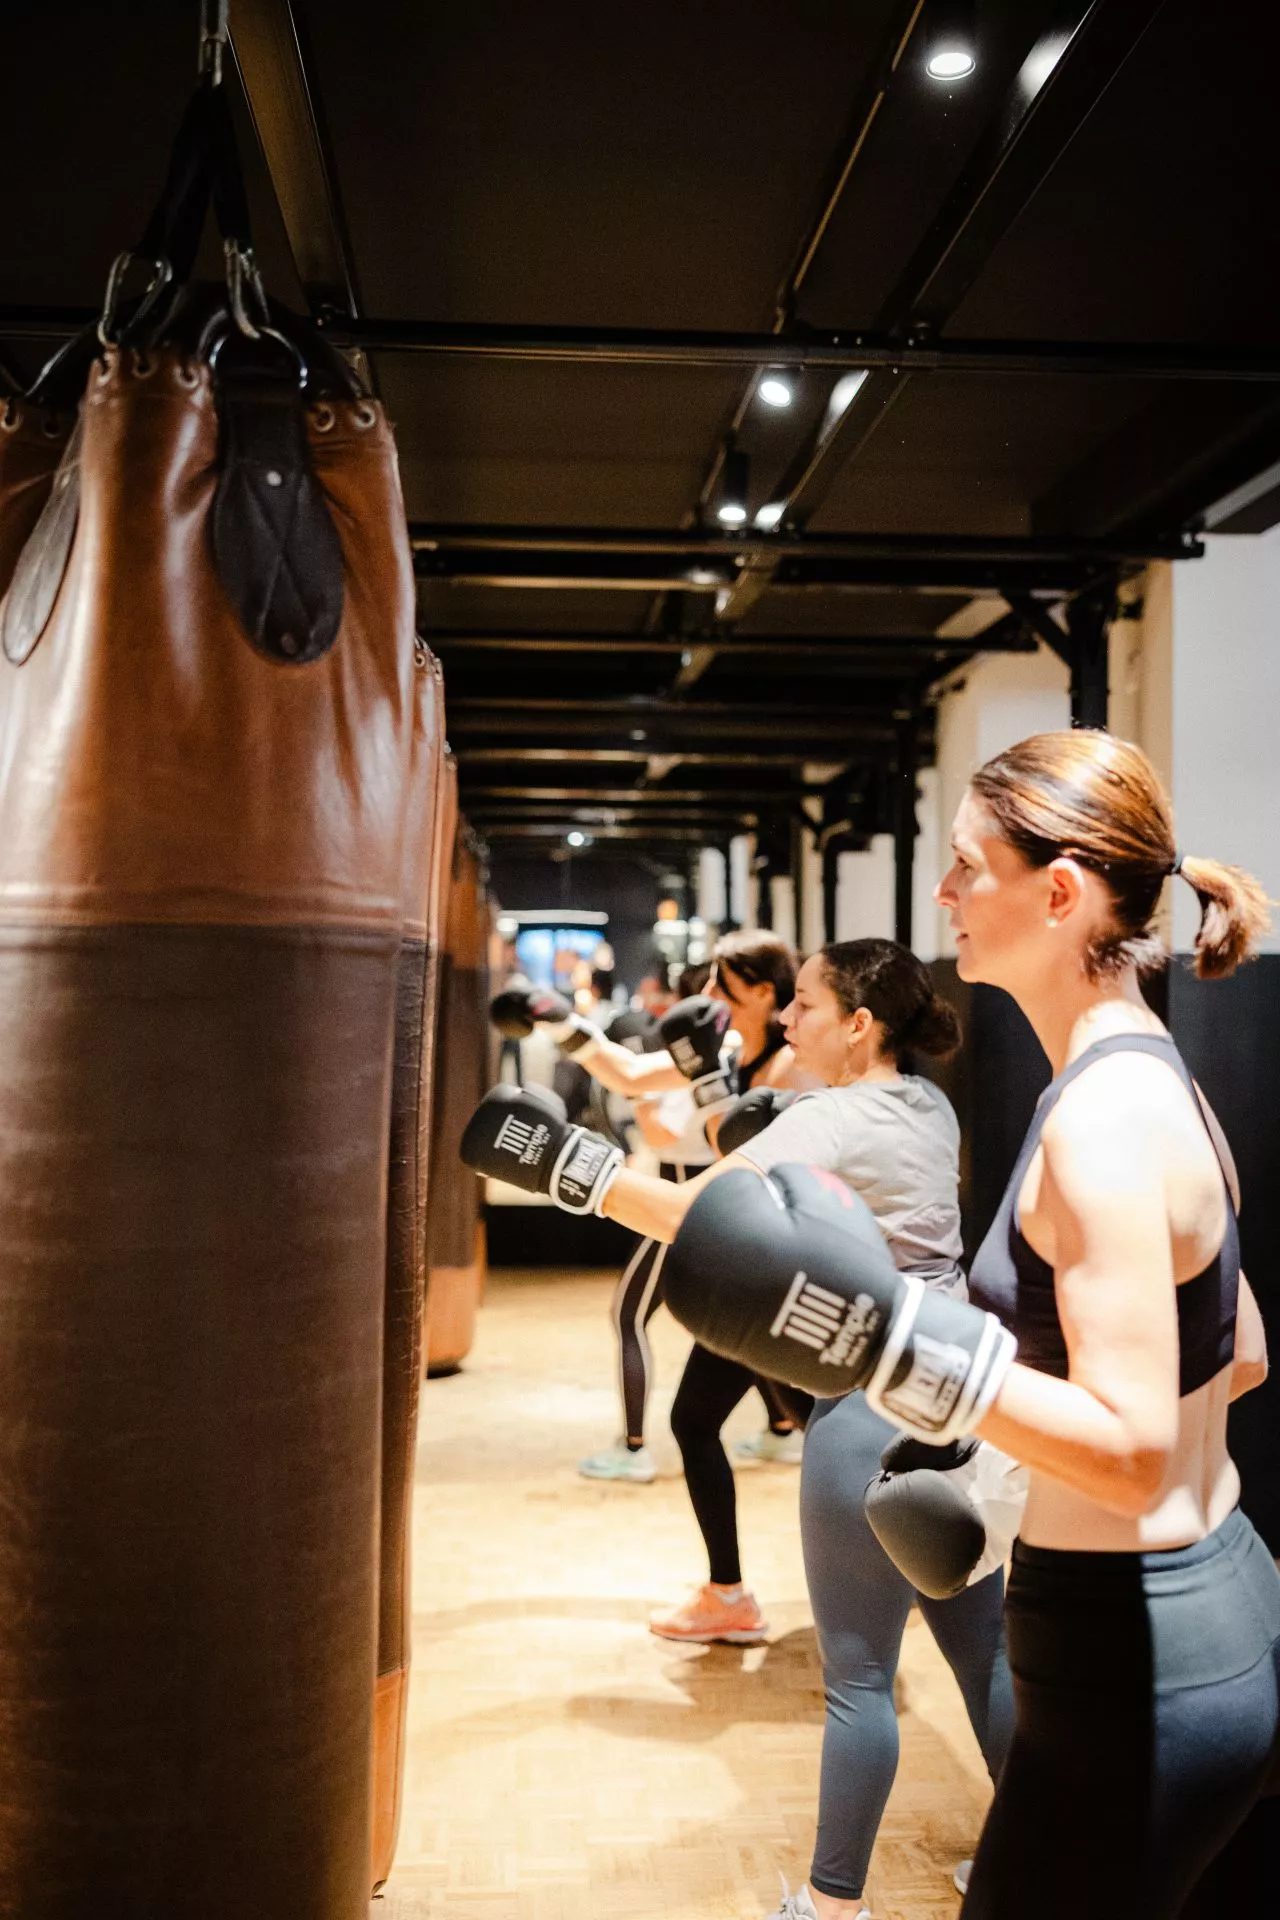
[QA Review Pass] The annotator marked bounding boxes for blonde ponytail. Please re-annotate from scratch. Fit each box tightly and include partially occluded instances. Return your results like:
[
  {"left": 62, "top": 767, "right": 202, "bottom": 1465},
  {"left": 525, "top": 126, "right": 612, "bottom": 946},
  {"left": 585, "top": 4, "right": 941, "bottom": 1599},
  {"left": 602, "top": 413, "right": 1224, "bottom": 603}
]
[{"left": 1178, "top": 857, "right": 1273, "bottom": 979}]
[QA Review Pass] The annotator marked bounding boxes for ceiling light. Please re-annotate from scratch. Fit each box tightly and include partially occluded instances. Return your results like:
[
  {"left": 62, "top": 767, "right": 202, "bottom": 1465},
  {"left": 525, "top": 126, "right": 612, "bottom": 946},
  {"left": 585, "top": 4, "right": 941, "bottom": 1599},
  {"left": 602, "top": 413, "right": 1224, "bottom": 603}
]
[
  {"left": 754, "top": 501, "right": 785, "bottom": 530},
  {"left": 924, "top": 0, "right": 977, "bottom": 80},
  {"left": 687, "top": 566, "right": 722, "bottom": 586},
  {"left": 759, "top": 374, "right": 794, "bottom": 409},
  {"left": 716, "top": 442, "right": 750, "bottom": 528},
  {"left": 567, "top": 831, "right": 586, "bottom": 847}
]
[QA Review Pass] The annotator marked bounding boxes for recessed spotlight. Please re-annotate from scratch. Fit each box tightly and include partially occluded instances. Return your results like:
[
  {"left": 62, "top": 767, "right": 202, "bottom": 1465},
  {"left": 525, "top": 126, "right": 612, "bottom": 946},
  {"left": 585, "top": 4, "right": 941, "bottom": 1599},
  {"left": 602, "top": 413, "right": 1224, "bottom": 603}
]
[
  {"left": 759, "top": 374, "right": 794, "bottom": 409},
  {"left": 716, "top": 502, "right": 748, "bottom": 527},
  {"left": 924, "top": 0, "right": 977, "bottom": 81},
  {"left": 927, "top": 47, "right": 975, "bottom": 77},
  {"left": 567, "top": 831, "right": 586, "bottom": 847},
  {"left": 754, "top": 501, "right": 785, "bottom": 530}
]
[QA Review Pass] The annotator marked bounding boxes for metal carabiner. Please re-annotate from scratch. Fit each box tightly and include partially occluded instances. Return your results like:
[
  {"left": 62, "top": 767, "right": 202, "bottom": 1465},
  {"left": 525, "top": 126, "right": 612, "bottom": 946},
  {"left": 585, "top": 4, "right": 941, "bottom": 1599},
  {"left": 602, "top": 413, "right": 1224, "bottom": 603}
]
[
  {"left": 97, "top": 252, "right": 174, "bottom": 349},
  {"left": 225, "top": 241, "right": 273, "bottom": 342}
]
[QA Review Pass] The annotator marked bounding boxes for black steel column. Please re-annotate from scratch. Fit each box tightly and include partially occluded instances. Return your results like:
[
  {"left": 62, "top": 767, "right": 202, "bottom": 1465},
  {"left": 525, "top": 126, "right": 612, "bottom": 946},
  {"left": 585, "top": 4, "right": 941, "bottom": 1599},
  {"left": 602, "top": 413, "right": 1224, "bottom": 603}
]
[
  {"left": 1065, "top": 589, "right": 1112, "bottom": 729},
  {"left": 894, "top": 711, "right": 919, "bottom": 949},
  {"left": 822, "top": 843, "right": 839, "bottom": 945}
]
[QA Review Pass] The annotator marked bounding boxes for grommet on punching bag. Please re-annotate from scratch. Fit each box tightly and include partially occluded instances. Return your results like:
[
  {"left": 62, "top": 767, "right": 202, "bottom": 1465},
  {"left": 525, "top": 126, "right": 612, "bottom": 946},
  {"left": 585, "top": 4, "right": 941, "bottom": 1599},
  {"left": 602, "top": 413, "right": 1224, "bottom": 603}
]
[{"left": 0, "top": 38, "right": 428, "bottom": 1920}]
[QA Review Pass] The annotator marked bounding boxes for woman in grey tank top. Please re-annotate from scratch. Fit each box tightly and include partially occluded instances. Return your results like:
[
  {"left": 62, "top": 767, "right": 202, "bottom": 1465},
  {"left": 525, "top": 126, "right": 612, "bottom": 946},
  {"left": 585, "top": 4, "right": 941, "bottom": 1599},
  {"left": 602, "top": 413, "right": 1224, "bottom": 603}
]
[{"left": 589, "top": 940, "right": 1013, "bottom": 1920}]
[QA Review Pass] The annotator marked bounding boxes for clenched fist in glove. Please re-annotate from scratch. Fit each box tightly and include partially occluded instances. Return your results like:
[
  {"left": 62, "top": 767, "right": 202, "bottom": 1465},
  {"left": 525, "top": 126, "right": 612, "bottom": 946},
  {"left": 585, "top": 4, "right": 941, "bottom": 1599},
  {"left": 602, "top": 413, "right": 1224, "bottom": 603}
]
[
  {"left": 716, "top": 1086, "right": 799, "bottom": 1157},
  {"left": 665, "top": 1163, "right": 1017, "bottom": 1445},
  {"left": 863, "top": 1433, "right": 1028, "bottom": 1599},
  {"left": 460, "top": 1084, "right": 622, "bottom": 1215},
  {"left": 656, "top": 996, "right": 733, "bottom": 1109},
  {"left": 488, "top": 980, "right": 603, "bottom": 1057}
]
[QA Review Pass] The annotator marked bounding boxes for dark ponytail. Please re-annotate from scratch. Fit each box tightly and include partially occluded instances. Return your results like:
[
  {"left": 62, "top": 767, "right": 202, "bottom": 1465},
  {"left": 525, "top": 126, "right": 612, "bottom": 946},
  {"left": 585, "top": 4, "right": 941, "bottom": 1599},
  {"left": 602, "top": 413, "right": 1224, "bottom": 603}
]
[{"left": 820, "top": 938, "right": 961, "bottom": 1062}]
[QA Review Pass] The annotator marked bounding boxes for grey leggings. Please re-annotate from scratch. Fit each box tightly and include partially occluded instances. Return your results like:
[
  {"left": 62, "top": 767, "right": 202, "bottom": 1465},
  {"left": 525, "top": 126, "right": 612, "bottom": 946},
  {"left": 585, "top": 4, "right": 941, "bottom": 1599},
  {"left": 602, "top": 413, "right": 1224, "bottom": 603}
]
[{"left": 802, "top": 1391, "right": 1014, "bottom": 1902}]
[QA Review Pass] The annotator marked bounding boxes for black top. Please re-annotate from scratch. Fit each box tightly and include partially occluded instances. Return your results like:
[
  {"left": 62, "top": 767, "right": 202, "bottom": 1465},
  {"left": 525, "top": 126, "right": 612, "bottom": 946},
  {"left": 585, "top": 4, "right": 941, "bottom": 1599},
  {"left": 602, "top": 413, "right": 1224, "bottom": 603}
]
[
  {"left": 734, "top": 1025, "right": 787, "bottom": 1096},
  {"left": 968, "top": 1034, "right": 1238, "bottom": 1397}
]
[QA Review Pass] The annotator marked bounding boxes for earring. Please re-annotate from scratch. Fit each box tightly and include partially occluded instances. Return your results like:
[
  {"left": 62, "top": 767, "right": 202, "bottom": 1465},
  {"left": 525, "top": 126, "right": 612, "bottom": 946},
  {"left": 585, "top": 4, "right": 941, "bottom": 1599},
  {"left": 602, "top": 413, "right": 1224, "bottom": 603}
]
[{"left": 1047, "top": 916, "right": 1059, "bottom": 928}]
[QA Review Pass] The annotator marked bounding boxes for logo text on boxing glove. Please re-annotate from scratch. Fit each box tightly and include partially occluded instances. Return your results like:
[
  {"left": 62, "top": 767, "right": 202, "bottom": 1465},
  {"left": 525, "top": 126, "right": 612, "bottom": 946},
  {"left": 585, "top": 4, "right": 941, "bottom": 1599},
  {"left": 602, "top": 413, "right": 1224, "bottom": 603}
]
[
  {"left": 880, "top": 1332, "right": 969, "bottom": 1431},
  {"left": 493, "top": 1113, "right": 551, "bottom": 1166},
  {"left": 770, "top": 1272, "right": 883, "bottom": 1369}
]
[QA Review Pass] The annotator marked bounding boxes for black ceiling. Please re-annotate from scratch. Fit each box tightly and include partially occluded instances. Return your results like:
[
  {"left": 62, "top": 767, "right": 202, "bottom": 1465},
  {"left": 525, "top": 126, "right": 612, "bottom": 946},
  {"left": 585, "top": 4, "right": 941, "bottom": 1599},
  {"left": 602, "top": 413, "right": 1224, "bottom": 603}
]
[{"left": 3, "top": 0, "right": 1278, "bottom": 860}]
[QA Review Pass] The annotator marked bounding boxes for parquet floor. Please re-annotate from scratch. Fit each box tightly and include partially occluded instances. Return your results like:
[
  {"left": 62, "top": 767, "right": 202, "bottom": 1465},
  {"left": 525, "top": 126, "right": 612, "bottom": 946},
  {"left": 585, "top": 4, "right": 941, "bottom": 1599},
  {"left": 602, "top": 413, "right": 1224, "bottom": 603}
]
[{"left": 377, "top": 1268, "right": 992, "bottom": 1920}]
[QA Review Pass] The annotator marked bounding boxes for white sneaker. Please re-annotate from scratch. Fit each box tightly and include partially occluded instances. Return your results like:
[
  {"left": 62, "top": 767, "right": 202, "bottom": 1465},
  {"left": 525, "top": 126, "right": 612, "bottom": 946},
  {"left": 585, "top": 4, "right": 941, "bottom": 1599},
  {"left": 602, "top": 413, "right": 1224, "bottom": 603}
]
[
  {"left": 763, "top": 1879, "right": 820, "bottom": 1920},
  {"left": 578, "top": 1440, "right": 656, "bottom": 1483},
  {"left": 735, "top": 1427, "right": 804, "bottom": 1467},
  {"left": 954, "top": 1859, "right": 973, "bottom": 1896}
]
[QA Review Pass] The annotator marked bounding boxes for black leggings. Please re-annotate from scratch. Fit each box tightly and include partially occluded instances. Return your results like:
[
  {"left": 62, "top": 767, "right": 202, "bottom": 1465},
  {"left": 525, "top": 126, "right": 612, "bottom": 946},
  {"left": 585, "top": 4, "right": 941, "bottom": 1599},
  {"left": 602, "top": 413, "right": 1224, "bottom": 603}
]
[
  {"left": 964, "top": 1505, "right": 1280, "bottom": 1919},
  {"left": 613, "top": 1165, "right": 804, "bottom": 1446},
  {"left": 669, "top": 1342, "right": 813, "bottom": 1586}
]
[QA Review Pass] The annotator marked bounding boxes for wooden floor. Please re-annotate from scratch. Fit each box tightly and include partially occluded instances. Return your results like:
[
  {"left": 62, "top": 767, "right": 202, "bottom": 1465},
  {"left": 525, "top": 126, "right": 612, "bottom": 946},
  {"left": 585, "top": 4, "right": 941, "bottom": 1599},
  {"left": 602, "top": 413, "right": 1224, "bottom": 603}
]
[{"left": 378, "top": 1269, "right": 993, "bottom": 1920}]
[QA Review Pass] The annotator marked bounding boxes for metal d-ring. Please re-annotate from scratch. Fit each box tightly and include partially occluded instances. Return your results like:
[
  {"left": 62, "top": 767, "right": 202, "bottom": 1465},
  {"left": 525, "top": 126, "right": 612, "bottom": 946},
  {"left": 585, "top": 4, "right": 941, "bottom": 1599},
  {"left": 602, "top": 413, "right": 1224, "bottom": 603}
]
[
  {"left": 207, "top": 323, "right": 309, "bottom": 392},
  {"left": 97, "top": 252, "right": 174, "bottom": 349}
]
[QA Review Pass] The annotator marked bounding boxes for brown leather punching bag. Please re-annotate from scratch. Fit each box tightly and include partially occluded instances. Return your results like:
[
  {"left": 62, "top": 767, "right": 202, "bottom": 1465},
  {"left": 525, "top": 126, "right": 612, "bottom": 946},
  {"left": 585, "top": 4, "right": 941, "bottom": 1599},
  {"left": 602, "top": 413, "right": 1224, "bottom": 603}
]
[
  {"left": 426, "top": 823, "right": 492, "bottom": 1374},
  {"left": 371, "top": 656, "right": 452, "bottom": 1890},
  {"left": 0, "top": 78, "right": 421, "bottom": 1920}
]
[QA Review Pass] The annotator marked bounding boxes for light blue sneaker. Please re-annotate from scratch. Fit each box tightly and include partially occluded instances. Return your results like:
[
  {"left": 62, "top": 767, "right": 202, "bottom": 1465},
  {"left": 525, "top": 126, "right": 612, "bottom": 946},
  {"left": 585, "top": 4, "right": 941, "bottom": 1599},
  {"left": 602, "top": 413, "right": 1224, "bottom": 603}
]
[
  {"left": 734, "top": 1427, "right": 804, "bottom": 1467},
  {"left": 577, "top": 1440, "right": 656, "bottom": 1483}
]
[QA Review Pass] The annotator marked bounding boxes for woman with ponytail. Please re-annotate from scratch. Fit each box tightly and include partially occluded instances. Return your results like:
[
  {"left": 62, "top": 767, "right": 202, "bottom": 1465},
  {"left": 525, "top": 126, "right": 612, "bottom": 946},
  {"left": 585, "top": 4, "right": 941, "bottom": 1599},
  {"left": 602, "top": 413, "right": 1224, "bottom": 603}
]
[{"left": 931, "top": 730, "right": 1278, "bottom": 1917}]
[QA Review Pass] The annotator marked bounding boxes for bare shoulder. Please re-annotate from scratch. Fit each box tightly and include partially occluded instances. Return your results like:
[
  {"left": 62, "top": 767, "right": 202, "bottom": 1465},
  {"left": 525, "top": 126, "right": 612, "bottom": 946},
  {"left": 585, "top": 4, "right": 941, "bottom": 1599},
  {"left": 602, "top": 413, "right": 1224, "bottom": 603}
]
[{"left": 1041, "top": 1051, "right": 1183, "bottom": 1179}]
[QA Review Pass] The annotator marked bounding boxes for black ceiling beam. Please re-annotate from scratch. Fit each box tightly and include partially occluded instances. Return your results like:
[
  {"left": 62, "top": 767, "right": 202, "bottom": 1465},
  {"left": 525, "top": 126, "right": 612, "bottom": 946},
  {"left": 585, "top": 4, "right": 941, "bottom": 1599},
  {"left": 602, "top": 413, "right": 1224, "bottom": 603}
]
[
  {"left": 774, "top": 0, "right": 1172, "bottom": 529},
  {"left": 459, "top": 786, "right": 819, "bottom": 804},
  {"left": 411, "top": 525, "right": 1194, "bottom": 560},
  {"left": 3, "top": 307, "right": 1279, "bottom": 385},
  {"left": 228, "top": 0, "right": 361, "bottom": 317},
  {"left": 427, "top": 630, "right": 1035, "bottom": 657},
  {"left": 455, "top": 747, "right": 861, "bottom": 768}
]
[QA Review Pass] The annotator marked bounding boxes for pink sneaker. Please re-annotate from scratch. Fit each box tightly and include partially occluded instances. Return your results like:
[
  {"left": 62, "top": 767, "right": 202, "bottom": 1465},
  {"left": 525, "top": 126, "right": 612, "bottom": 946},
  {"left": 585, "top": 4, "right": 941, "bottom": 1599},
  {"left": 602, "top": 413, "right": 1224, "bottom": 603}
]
[{"left": 648, "top": 1582, "right": 768, "bottom": 1644}]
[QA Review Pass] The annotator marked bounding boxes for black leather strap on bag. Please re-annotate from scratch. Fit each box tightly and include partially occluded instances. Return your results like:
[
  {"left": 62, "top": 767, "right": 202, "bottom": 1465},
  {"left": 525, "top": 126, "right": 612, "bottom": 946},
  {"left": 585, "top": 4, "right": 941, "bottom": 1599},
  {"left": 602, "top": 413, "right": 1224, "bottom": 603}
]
[{"left": 14, "top": 65, "right": 350, "bottom": 667}]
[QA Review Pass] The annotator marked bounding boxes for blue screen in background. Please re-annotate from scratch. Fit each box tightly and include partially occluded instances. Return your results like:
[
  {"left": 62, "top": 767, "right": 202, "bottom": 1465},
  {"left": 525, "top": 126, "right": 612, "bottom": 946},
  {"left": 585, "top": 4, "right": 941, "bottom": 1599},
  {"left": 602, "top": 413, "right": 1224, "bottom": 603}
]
[{"left": 515, "top": 927, "right": 602, "bottom": 990}]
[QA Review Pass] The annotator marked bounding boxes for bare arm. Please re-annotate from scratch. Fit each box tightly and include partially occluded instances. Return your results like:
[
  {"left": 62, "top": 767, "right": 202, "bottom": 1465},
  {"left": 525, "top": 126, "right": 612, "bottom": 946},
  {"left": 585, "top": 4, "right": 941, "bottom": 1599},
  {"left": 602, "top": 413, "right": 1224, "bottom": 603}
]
[
  {"left": 575, "top": 1033, "right": 688, "bottom": 1096},
  {"left": 1230, "top": 1271, "right": 1268, "bottom": 1401},
  {"left": 979, "top": 1072, "right": 1181, "bottom": 1519},
  {"left": 600, "top": 1153, "right": 754, "bottom": 1242},
  {"left": 631, "top": 1099, "right": 682, "bottom": 1154}
]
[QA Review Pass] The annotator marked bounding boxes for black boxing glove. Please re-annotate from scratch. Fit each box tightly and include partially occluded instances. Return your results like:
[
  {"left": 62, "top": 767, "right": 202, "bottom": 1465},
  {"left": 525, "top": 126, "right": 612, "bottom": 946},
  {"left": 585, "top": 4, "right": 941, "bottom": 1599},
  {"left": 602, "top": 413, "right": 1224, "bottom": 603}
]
[
  {"left": 664, "top": 1163, "right": 1016, "bottom": 1444},
  {"left": 488, "top": 982, "right": 603, "bottom": 1057},
  {"left": 605, "top": 1007, "right": 661, "bottom": 1054},
  {"left": 657, "top": 996, "right": 733, "bottom": 1109},
  {"left": 864, "top": 1432, "right": 1028, "bottom": 1599},
  {"left": 460, "top": 1085, "right": 622, "bottom": 1215},
  {"left": 716, "top": 1087, "right": 800, "bottom": 1157}
]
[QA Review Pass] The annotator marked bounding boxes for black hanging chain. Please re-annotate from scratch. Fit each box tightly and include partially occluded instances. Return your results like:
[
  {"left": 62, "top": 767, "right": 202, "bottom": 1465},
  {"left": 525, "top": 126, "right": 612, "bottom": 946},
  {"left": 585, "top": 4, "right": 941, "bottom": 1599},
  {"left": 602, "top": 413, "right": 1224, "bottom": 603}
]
[{"left": 198, "top": 0, "right": 230, "bottom": 87}]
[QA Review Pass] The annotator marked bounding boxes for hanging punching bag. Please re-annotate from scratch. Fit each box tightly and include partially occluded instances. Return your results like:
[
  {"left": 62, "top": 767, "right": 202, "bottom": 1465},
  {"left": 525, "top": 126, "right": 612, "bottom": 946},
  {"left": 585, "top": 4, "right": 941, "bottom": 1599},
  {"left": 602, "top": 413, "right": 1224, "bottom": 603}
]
[
  {"left": 371, "top": 649, "right": 451, "bottom": 1891},
  {"left": 427, "top": 821, "right": 491, "bottom": 1375},
  {"left": 0, "top": 74, "right": 422, "bottom": 1920}
]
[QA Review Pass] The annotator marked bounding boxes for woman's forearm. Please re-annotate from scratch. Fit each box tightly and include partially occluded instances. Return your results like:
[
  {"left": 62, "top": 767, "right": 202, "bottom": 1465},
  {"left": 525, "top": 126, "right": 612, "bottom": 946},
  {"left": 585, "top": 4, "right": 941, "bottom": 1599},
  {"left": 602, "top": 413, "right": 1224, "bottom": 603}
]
[
  {"left": 600, "top": 1155, "right": 746, "bottom": 1243},
  {"left": 980, "top": 1363, "right": 1176, "bottom": 1519},
  {"left": 577, "top": 1037, "right": 687, "bottom": 1096}
]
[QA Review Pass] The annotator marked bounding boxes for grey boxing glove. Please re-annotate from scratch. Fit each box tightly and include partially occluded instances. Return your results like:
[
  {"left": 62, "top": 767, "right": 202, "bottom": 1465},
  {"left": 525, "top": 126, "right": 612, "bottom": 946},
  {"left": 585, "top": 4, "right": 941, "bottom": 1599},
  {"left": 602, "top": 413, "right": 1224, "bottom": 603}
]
[
  {"left": 664, "top": 1163, "right": 1017, "bottom": 1444},
  {"left": 864, "top": 1433, "right": 1028, "bottom": 1598}
]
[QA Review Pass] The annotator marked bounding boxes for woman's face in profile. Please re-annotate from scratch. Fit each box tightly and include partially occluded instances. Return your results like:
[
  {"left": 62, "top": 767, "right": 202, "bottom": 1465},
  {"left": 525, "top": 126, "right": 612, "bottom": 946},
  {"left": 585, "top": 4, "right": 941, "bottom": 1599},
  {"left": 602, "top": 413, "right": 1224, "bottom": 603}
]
[
  {"left": 935, "top": 789, "right": 1047, "bottom": 989},
  {"left": 780, "top": 955, "right": 850, "bottom": 1083}
]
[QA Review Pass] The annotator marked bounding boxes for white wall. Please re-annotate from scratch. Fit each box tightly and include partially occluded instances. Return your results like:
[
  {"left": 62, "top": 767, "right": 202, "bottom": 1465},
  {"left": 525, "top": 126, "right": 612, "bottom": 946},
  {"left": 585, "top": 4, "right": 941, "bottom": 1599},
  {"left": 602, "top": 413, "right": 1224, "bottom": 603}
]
[
  {"left": 1169, "top": 527, "right": 1280, "bottom": 953},
  {"left": 697, "top": 846, "right": 726, "bottom": 928},
  {"left": 923, "top": 644, "right": 1071, "bottom": 959},
  {"left": 728, "top": 834, "right": 753, "bottom": 927},
  {"left": 835, "top": 836, "right": 894, "bottom": 943}
]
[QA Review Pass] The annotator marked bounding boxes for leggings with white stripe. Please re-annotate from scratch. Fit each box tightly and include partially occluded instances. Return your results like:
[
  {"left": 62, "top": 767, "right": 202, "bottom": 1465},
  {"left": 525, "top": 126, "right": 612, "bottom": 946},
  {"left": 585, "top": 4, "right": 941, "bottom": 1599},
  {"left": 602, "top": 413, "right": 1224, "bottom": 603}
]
[{"left": 612, "top": 1164, "right": 801, "bottom": 1443}]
